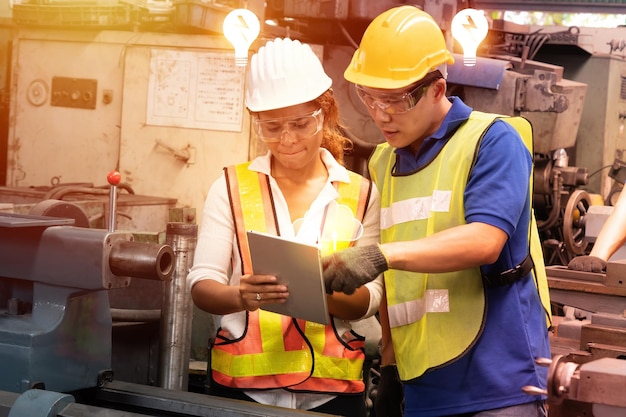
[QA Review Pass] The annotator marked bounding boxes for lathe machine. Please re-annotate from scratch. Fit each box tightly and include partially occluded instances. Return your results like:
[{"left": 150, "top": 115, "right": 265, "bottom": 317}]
[{"left": 530, "top": 203, "right": 626, "bottom": 417}]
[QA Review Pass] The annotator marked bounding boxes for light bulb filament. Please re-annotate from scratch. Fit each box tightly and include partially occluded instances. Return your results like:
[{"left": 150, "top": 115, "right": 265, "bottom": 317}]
[
  {"left": 223, "top": 9, "right": 260, "bottom": 67},
  {"left": 451, "top": 8, "right": 489, "bottom": 67}
]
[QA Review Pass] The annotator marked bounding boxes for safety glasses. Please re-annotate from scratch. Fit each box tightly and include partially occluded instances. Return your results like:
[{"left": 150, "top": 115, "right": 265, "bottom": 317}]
[
  {"left": 253, "top": 108, "right": 324, "bottom": 143},
  {"left": 355, "top": 72, "right": 443, "bottom": 115}
]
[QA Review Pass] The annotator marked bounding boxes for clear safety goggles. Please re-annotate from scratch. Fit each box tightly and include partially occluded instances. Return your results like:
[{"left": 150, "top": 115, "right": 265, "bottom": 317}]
[
  {"left": 355, "top": 72, "right": 443, "bottom": 115},
  {"left": 253, "top": 108, "right": 324, "bottom": 143}
]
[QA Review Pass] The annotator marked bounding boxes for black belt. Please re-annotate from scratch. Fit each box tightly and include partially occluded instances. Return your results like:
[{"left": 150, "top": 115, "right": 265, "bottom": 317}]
[{"left": 482, "top": 254, "right": 534, "bottom": 287}]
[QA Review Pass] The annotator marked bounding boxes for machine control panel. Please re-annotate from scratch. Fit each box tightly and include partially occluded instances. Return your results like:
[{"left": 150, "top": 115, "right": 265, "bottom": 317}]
[{"left": 50, "top": 76, "right": 97, "bottom": 109}]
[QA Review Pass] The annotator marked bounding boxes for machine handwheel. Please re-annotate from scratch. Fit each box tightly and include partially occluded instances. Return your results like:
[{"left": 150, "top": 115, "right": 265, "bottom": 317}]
[
  {"left": 562, "top": 189, "right": 592, "bottom": 255},
  {"left": 545, "top": 354, "right": 581, "bottom": 406},
  {"left": 607, "top": 183, "right": 623, "bottom": 206}
]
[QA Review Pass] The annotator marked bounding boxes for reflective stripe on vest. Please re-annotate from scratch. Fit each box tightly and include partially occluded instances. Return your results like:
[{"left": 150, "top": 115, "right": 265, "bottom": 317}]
[
  {"left": 211, "top": 162, "right": 370, "bottom": 393},
  {"left": 369, "top": 111, "right": 551, "bottom": 381}
]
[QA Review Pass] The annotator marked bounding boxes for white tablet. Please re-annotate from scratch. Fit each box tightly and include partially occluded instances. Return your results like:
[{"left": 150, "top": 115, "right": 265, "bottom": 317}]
[{"left": 246, "top": 230, "right": 330, "bottom": 325}]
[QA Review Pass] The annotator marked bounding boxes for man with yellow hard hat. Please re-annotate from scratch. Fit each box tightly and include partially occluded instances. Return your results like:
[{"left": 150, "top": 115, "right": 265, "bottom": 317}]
[{"left": 322, "top": 6, "right": 551, "bottom": 417}]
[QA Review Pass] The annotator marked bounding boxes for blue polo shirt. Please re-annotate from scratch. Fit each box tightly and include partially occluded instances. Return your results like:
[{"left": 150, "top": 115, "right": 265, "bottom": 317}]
[
  {"left": 394, "top": 97, "right": 550, "bottom": 416},
  {"left": 395, "top": 97, "right": 533, "bottom": 273}
]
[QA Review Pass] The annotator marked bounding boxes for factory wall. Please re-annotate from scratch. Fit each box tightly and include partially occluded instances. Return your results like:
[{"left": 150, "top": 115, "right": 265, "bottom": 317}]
[{"left": 5, "top": 28, "right": 253, "bottom": 229}]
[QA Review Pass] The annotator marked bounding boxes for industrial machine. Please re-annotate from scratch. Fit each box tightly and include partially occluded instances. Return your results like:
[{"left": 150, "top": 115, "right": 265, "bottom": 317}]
[
  {"left": 523, "top": 355, "right": 626, "bottom": 417},
  {"left": 0, "top": 208, "right": 174, "bottom": 393},
  {"left": 532, "top": 201, "right": 626, "bottom": 417}
]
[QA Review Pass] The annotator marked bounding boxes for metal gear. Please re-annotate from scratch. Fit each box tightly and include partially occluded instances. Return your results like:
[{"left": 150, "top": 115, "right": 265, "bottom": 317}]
[{"left": 562, "top": 189, "right": 592, "bottom": 255}]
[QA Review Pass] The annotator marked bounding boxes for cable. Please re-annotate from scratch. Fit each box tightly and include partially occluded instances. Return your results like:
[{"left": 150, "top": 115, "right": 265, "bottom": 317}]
[
  {"left": 337, "top": 20, "right": 359, "bottom": 50},
  {"left": 588, "top": 164, "right": 612, "bottom": 178}
]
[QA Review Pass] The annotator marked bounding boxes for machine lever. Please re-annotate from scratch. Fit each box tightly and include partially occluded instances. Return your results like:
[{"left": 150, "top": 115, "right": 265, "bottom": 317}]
[
  {"left": 522, "top": 357, "right": 551, "bottom": 397},
  {"left": 107, "top": 170, "right": 122, "bottom": 232},
  {"left": 522, "top": 385, "right": 548, "bottom": 396}
]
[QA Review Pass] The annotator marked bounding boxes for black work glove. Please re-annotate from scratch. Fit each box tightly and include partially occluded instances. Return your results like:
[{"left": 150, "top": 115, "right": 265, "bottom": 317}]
[
  {"left": 321, "top": 244, "right": 388, "bottom": 294},
  {"left": 374, "top": 365, "right": 404, "bottom": 417},
  {"left": 568, "top": 256, "right": 607, "bottom": 273}
]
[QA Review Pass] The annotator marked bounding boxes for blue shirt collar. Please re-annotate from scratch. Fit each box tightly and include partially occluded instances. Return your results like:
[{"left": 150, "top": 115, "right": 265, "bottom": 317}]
[
  {"left": 428, "top": 96, "right": 472, "bottom": 140},
  {"left": 394, "top": 97, "right": 473, "bottom": 174}
]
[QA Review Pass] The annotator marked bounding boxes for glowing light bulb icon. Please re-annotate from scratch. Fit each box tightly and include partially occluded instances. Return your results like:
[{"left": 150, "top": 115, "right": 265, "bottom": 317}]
[
  {"left": 451, "top": 8, "right": 489, "bottom": 67},
  {"left": 223, "top": 8, "right": 260, "bottom": 67}
]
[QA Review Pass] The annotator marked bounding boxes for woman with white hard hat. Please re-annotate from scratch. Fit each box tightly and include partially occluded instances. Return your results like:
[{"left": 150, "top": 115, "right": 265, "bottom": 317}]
[{"left": 188, "top": 37, "right": 383, "bottom": 416}]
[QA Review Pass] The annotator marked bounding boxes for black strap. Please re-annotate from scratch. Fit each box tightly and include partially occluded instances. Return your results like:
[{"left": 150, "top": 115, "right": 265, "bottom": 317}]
[{"left": 482, "top": 254, "right": 534, "bottom": 287}]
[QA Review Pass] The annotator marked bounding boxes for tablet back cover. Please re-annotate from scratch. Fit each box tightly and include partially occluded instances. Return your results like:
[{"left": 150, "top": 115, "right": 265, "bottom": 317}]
[{"left": 246, "top": 231, "right": 330, "bottom": 325}]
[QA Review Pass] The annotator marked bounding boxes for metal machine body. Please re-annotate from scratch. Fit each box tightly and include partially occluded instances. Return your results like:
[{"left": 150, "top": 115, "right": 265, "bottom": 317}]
[
  {"left": 546, "top": 356, "right": 626, "bottom": 417},
  {"left": 0, "top": 381, "right": 332, "bottom": 417},
  {"left": 0, "top": 211, "right": 174, "bottom": 394},
  {"left": 543, "top": 204, "right": 626, "bottom": 416},
  {"left": 524, "top": 355, "right": 626, "bottom": 417},
  {"left": 547, "top": 204, "right": 626, "bottom": 317}
]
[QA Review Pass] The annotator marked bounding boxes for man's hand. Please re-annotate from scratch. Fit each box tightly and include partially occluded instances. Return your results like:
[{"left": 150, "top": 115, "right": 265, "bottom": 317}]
[
  {"left": 321, "top": 244, "right": 388, "bottom": 294},
  {"left": 374, "top": 365, "right": 404, "bottom": 417},
  {"left": 568, "top": 255, "right": 607, "bottom": 273}
]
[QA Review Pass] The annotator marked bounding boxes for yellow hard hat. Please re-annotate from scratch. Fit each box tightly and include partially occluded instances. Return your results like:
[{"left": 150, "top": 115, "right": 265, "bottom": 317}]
[{"left": 344, "top": 6, "right": 454, "bottom": 89}]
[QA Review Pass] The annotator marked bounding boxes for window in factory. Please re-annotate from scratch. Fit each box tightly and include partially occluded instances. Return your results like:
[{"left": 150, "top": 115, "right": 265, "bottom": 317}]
[
  {"left": 492, "top": 11, "right": 626, "bottom": 28},
  {"left": 621, "top": 76, "right": 626, "bottom": 101}
]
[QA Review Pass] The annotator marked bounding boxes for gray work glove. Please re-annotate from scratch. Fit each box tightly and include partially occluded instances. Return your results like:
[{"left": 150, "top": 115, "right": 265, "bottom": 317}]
[
  {"left": 321, "top": 244, "right": 388, "bottom": 294},
  {"left": 567, "top": 256, "right": 607, "bottom": 273},
  {"left": 374, "top": 365, "right": 404, "bottom": 417}
]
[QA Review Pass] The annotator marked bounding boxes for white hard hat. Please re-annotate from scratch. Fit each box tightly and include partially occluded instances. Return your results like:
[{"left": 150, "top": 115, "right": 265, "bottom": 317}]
[{"left": 245, "top": 38, "right": 332, "bottom": 112}]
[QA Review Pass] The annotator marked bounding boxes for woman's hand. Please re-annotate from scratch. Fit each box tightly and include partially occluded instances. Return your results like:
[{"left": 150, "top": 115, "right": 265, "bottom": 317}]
[{"left": 239, "top": 274, "right": 289, "bottom": 311}]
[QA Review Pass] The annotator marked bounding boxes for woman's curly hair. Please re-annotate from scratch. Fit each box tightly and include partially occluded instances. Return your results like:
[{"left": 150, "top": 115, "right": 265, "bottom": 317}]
[{"left": 314, "top": 89, "right": 353, "bottom": 165}]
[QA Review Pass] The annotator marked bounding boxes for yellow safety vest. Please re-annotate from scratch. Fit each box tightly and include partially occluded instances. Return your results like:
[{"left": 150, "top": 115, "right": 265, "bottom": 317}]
[
  {"left": 369, "top": 111, "right": 551, "bottom": 381},
  {"left": 210, "top": 161, "right": 372, "bottom": 393}
]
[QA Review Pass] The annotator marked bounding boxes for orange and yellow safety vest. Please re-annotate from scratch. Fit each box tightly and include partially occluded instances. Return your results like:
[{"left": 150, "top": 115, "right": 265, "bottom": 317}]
[{"left": 210, "top": 161, "right": 372, "bottom": 393}]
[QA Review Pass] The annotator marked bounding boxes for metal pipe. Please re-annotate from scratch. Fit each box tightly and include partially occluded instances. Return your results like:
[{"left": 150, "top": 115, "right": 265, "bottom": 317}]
[
  {"left": 108, "top": 184, "right": 118, "bottom": 232},
  {"left": 158, "top": 222, "right": 198, "bottom": 390},
  {"left": 111, "top": 308, "right": 161, "bottom": 322},
  {"left": 109, "top": 240, "right": 174, "bottom": 281},
  {"left": 1, "top": 225, "right": 156, "bottom": 290}
]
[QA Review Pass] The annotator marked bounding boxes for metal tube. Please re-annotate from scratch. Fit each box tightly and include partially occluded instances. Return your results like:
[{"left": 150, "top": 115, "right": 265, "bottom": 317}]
[
  {"left": 109, "top": 240, "right": 174, "bottom": 281},
  {"left": 110, "top": 308, "right": 161, "bottom": 322},
  {"left": 158, "top": 222, "right": 198, "bottom": 390},
  {"left": 108, "top": 185, "right": 117, "bottom": 232}
]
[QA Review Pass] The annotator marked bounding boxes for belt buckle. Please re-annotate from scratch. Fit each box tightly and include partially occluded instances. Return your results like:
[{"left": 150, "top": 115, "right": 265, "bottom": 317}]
[{"left": 501, "top": 263, "right": 522, "bottom": 278}]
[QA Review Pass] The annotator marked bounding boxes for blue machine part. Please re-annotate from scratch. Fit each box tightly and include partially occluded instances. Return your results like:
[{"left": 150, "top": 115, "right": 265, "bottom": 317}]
[
  {"left": 8, "top": 389, "right": 74, "bottom": 417},
  {"left": 0, "top": 286, "right": 113, "bottom": 393},
  {"left": 0, "top": 215, "right": 120, "bottom": 393},
  {"left": 447, "top": 53, "right": 511, "bottom": 90}
]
